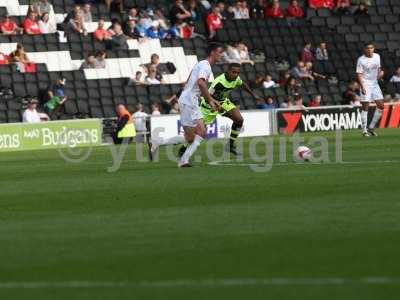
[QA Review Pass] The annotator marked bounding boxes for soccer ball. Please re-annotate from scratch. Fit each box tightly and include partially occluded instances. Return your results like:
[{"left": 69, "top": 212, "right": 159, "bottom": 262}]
[{"left": 295, "top": 146, "right": 313, "bottom": 162}]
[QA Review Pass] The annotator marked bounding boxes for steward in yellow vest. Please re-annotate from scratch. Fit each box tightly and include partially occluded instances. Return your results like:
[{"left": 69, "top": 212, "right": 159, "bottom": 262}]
[{"left": 113, "top": 104, "right": 136, "bottom": 144}]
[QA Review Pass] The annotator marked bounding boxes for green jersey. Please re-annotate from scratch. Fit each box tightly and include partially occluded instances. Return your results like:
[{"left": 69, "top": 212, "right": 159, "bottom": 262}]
[
  {"left": 44, "top": 96, "right": 61, "bottom": 111},
  {"left": 209, "top": 73, "right": 243, "bottom": 102}
]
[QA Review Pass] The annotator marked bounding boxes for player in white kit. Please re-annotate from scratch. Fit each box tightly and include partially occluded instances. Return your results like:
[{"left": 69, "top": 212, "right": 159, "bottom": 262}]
[
  {"left": 150, "top": 43, "right": 224, "bottom": 167},
  {"left": 356, "top": 42, "right": 385, "bottom": 137}
]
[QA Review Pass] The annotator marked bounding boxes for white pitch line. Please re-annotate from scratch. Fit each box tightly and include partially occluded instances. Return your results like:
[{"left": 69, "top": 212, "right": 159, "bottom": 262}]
[
  {"left": 0, "top": 277, "right": 399, "bottom": 289},
  {"left": 208, "top": 160, "right": 400, "bottom": 167}
]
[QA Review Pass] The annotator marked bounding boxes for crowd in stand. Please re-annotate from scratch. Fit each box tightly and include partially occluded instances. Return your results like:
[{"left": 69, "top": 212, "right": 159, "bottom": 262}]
[{"left": 1, "top": 0, "right": 399, "bottom": 118}]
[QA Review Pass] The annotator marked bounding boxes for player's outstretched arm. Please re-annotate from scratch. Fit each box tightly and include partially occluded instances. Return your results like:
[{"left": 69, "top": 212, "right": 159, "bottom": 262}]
[
  {"left": 198, "top": 78, "right": 221, "bottom": 112},
  {"left": 241, "top": 82, "right": 262, "bottom": 101},
  {"left": 356, "top": 73, "right": 366, "bottom": 95}
]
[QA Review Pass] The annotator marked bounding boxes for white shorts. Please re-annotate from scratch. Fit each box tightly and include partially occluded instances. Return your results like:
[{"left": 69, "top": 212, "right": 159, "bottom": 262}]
[
  {"left": 179, "top": 103, "right": 202, "bottom": 128},
  {"left": 361, "top": 84, "right": 384, "bottom": 102}
]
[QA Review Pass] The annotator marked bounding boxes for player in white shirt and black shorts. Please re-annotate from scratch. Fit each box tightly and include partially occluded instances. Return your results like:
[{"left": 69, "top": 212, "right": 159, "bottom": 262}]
[
  {"left": 150, "top": 43, "right": 224, "bottom": 167},
  {"left": 356, "top": 42, "right": 385, "bottom": 137}
]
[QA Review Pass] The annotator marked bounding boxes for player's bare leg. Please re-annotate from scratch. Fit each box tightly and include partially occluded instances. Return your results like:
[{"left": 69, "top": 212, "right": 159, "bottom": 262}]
[
  {"left": 179, "top": 120, "right": 206, "bottom": 167},
  {"left": 225, "top": 107, "right": 244, "bottom": 156},
  {"left": 368, "top": 99, "right": 384, "bottom": 136}
]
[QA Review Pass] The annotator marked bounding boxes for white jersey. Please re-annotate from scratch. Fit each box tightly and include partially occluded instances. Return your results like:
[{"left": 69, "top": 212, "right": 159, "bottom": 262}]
[
  {"left": 133, "top": 111, "right": 148, "bottom": 132},
  {"left": 179, "top": 60, "right": 212, "bottom": 107},
  {"left": 356, "top": 53, "right": 381, "bottom": 86}
]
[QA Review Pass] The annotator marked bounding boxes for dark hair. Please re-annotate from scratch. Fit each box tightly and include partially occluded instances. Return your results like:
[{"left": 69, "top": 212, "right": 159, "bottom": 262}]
[
  {"left": 228, "top": 63, "right": 241, "bottom": 70},
  {"left": 207, "top": 42, "right": 224, "bottom": 56},
  {"left": 364, "top": 42, "right": 375, "bottom": 48}
]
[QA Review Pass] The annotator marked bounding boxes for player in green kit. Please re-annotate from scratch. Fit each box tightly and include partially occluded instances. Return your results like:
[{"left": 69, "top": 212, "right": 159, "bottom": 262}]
[{"left": 178, "top": 62, "right": 262, "bottom": 156}]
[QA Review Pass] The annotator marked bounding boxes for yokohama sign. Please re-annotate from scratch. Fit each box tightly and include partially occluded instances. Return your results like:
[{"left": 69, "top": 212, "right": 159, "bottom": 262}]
[{"left": 277, "top": 104, "right": 400, "bottom": 134}]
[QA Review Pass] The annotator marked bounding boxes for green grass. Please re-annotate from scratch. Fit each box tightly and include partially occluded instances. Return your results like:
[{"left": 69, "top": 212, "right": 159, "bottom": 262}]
[{"left": 1, "top": 129, "right": 400, "bottom": 299}]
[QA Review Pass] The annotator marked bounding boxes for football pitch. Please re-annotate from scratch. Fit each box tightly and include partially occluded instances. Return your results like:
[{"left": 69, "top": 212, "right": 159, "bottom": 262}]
[{"left": 1, "top": 129, "right": 400, "bottom": 300}]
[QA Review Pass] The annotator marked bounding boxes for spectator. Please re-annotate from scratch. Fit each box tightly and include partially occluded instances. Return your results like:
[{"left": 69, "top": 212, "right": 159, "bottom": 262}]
[
  {"left": 151, "top": 103, "right": 161, "bottom": 115},
  {"left": 38, "top": 12, "right": 56, "bottom": 34},
  {"left": 64, "top": 5, "right": 83, "bottom": 25},
  {"left": 250, "top": 0, "right": 265, "bottom": 18},
  {"left": 134, "top": 18, "right": 148, "bottom": 38},
  {"left": 44, "top": 93, "right": 67, "bottom": 120},
  {"left": 251, "top": 73, "right": 266, "bottom": 88},
  {"left": 263, "top": 74, "right": 278, "bottom": 89},
  {"left": 230, "top": 1, "right": 250, "bottom": 19},
  {"left": 390, "top": 67, "right": 400, "bottom": 83},
  {"left": 308, "top": 94, "right": 322, "bottom": 107},
  {"left": 52, "top": 77, "right": 67, "bottom": 99},
  {"left": 291, "top": 61, "right": 314, "bottom": 80},
  {"left": 222, "top": 42, "right": 254, "bottom": 65},
  {"left": 278, "top": 70, "right": 291, "bottom": 86},
  {"left": 32, "top": 0, "right": 51, "bottom": 17},
  {"left": 257, "top": 96, "right": 277, "bottom": 109},
  {"left": 264, "top": 0, "right": 285, "bottom": 19},
  {"left": 285, "top": 76, "right": 300, "bottom": 97},
  {"left": 280, "top": 97, "right": 290, "bottom": 108},
  {"left": 187, "top": 0, "right": 201, "bottom": 22},
  {"left": 82, "top": 4, "right": 93, "bottom": 23},
  {"left": 145, "top": 65, "right": 163, "bottom": 84},
  {"left": 94, "top": 50, "right": 106, "bottom": 68},
  {"left": 129, "top": 71, "right": 145, "bottom": 85},
  {"left": 146, "top": 54, "right": 169, "bottom": 77},
  {"left": 139, "top": 9, "right": 153, "bottom": 29},
  {"left": 80, "top": 54, "right": 97, "bottom": 69},
  {"left": 301, "top": 42, "right": 314, "bottom": 63},
  {"left": 133, "top": 102, "right": 148, "bottom": 142},
  {"left": 110, "top": 23, "right": 129, "bottom": 49},
  {"left": 67, "top": 14, "right": 87, "bottom": 35},
  {"left": 306, "top": 62, "right": 326, "bottom": 80},
  {"left": 22, "top": 98, "right": 42, "bottom": 123},
  {"left": 335, "top": 0, "right": 351, "bottom": 15},
  {"left": 207, "top": 5, "right": 223, "bottom": 39},
  {"left": 308, "top": 0, "right": 334, "bottom": 10},
  {"left": 353, "top": 3, "right": 369, "bottom": 16},
  {"left": 23, "top": 11, "right": 41, "bottom": 35},
  {"left": 94, "top": 19, "right": 112, "bottom": 41},
  {"left": 287, "top": 0, "right": 305, "bottom": 18},
  {"left": 124, "top": 19, "right": 141, "bottom": 39},
  {"left": 105, "top": 0, "right": 123, "bottom": 13},
  {"left": 9, "top": 44, "right": 36, "bottom": 72},
  {"left": 315, "top": 42, "right": 329, "bottom": 60},
  {"left": 343, "top": 81, "right": 361, "bottom": 105},
  {"left": 292, "top": 94, "right": 306, "bottom": 109},
  {"left": 0, "top": 51, "right": 8, "bottom": 65},
  {"left": 126, "top": 8, "right": 139, "bottom": 22},
  {"left": 169, "top": 102, "right": 180, "bottom": 114},
  {"left": 154, "top": 8, "right": 170, "bottom": 30},
  {"left": 169, "top": 0, "right": 192, "bottom": 26},
  {"left": 216, "top": 1, "right": 229, "bottom": 19},
  {"left": 146, "top": 21, "right": 167, "bottom": 39},
  {"left": 0, "top": 15, "right": 23, "bottom": 35}
]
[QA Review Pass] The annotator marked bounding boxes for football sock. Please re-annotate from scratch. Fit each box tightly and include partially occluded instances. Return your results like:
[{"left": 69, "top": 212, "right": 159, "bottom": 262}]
[
  {"left": 180, "top": 135, "right": 204, "bottom": 164},
  {"left": 361, "top": 110, "right": 368, "bottom": 132},
  {"left": 230, "top": 123, "right": 242, "bottom": 147},
  {"left": 369, "top": 108, "right": 383, "bottom": 129}
]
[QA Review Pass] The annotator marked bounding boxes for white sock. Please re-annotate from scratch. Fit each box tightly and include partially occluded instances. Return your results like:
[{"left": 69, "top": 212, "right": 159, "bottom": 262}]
[
  {"left": 180, "top": 135, "right": 204, "bottom": 164},
  {"left": 361, "top": 110, "right": 368, "bottom": 132},
  {"left": 369, "top": 108, "right": 383, "bottom": 129},
  {"left": 160, "top": 135, "right": 185, "bottom": 145}
]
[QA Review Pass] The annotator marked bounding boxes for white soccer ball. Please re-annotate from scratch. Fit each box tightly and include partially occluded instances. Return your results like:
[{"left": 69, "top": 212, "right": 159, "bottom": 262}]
[{"left": 295, "top": 146, "right": 313, "bottom": 162}]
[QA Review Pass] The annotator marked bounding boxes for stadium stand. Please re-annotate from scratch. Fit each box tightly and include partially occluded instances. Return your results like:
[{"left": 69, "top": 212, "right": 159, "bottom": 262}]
[{"left": 0, "top": 0, "right": 400, "bottom": 122}]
